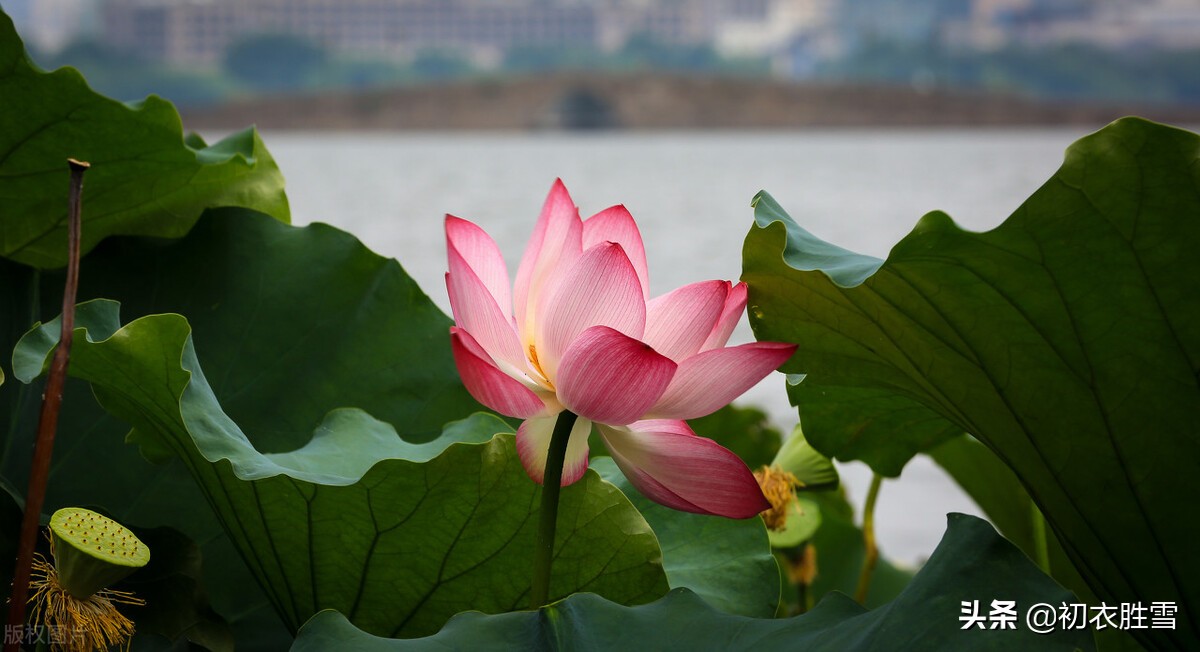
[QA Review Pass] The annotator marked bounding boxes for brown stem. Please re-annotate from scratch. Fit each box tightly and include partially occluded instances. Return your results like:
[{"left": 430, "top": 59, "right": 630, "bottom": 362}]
[{"left": 5, "top": 159, "right": 88, "bottom": 649}]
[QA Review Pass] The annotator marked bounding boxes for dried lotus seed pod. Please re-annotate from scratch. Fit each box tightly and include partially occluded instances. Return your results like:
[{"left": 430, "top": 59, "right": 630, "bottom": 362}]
[{"left": 49, "top": 507, "right": 150, "bottom": 599}]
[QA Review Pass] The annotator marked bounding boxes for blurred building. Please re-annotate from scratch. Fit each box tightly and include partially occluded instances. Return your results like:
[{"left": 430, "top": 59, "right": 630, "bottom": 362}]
[
  {"left": 101, "top": 0, "right": 601, "bottom": 66},
  {"left": 94, "top": 0, "right": 845, "bottom": 67},
  {"left": 942, "top": 0, "right": 1200, "bottom": 52},
  {"left": 12, "top": 0, "right": 1200, "bottom": 70},
  {"left": 7, "top": 0, "right": 101, "bottom": 52},
  {"left": 713, "top": 0, "right": 833, "bottom": 56}
]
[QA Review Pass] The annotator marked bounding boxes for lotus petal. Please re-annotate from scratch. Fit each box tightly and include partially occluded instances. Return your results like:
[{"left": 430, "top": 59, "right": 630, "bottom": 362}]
[
  {"left": 516, "top": 414, "right": 594, "bottom": 486},
  {"left": 648, "top": 342, "right": 796, "bottom": 420},
  {"left": 450, "top": 327, "right": 546, "bottom": 419},
  {"left": 556, "top": 326, "right": 676, "bottom": 426},
  {"left": 597, "top": 420, "right": 770, "bottom": 518}
]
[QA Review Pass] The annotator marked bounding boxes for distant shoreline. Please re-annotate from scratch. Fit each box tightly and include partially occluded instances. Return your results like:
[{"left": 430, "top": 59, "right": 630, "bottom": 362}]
[{"left": 180, "top": 72, "right": 1200, "bottom": 131}]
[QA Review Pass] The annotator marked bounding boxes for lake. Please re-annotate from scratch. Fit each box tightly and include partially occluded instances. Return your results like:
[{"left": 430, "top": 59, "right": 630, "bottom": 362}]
[{"left": 263, "top": 126, "right": 1100, "bottom": 566}]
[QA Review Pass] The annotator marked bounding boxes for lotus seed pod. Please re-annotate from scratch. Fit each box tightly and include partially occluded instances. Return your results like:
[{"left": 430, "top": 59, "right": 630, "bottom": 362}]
[{"left": 48, "top": 507, "right": 150, "bottom": 599}]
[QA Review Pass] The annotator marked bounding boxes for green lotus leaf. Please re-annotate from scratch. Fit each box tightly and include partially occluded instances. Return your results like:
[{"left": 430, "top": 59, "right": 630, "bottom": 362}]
[
  {"left": 590, "top": 457, "right": 779, "bottom": 618},
  {"left": 0, "top": 11, "right": 288, "bottom": 269},
  {"left": 13, "top": 298, "right": 670, "bottom": 637},
  {"left": 742, "top": 117, "right": 1200, "bottom": 650},
  {"left": 290, "top": 514, "right": 1093, "bottom": 652},
  {"left": 2, "top": 208, "right": 488, "bottom": 646},
  {"left": 0, "top": 258, "right": 284, "bottom": 649},
  {"left": 1, "top": 39, "right": 286, "bottom": 648},
  {"left": 926, "top": 436, "right": 1079, "bottom": 584},
  {"left": 0, "top": 207, "right": 497, "bottom": 647},
  {"left": 928, "top": 436, "right": 1146, "bottom": 652}
]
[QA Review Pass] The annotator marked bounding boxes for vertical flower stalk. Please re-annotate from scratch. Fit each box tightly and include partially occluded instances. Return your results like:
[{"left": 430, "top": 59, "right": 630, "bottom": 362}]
[
  {"left": 6, "top": 160, "right": 89, "bottom": 649},
  {"left": 445, "top": 180, "right": 799, "bottom": 607},
  {"left": 529, "top": 410, "right": 578, "bottom": 609},
  {"left": 854, "top": 473, "right": 884, "bottom": 604}
]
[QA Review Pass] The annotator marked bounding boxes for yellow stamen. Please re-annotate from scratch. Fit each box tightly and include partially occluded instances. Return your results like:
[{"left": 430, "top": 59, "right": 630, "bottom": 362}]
[
  {"left": 754, "top": 465, "right": 800, "bottom": 531},
  {"left": 28, "top": 546, "right": 144, "bottom": 652},
  {"left": 528, "top": 344, "right": 555, "bottom": 390}
]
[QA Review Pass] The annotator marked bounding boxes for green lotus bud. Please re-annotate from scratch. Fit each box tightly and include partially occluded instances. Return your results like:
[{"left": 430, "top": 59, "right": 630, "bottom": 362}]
[
  {"left": 771, "top": 424, "right": 839, "bottom": 491},
  {"left": 49, "top": 507, "right": 150, "bottom": 599}
]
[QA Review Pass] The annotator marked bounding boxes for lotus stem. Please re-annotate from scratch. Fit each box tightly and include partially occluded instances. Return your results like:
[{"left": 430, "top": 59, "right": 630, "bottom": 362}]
[
  {"left": 529, "top": 410, "right": 579, "bottom": 610},
  {"left": 5, "top": 159, "right": 89, "bottom": 650},
  {"left": 854, "top": 473, "right": 883, "bottom": 605}
]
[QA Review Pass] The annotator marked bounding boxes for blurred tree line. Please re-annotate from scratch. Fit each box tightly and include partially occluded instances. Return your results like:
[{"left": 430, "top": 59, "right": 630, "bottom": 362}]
[
  {"left": 26, "top": 32, "right": 769, "bottom": 108},
  {"left": 25, "top": 29, "right": 1200, "bottom": 109}
]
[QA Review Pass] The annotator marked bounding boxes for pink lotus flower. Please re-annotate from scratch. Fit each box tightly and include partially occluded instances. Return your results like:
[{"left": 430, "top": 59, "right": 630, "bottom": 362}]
[{"left": 446, "top": 180, "right": 796, "bottom": 518}]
